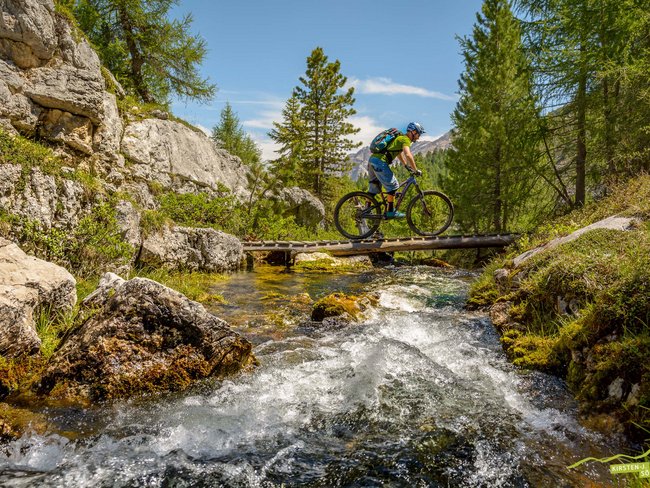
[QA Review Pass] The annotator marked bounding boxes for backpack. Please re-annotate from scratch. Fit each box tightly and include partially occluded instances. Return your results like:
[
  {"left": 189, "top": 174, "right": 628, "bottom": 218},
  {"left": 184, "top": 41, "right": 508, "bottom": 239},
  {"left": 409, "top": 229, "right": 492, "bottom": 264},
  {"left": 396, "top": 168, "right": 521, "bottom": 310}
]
[{"left": 369, "top": 128, "right": 401, "bottom": 154}]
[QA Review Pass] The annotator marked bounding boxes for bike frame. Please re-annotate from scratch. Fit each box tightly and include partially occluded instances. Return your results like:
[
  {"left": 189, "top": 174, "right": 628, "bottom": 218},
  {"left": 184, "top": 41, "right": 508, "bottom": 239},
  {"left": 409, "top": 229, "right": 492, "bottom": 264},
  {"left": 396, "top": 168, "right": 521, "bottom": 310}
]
[{"left": 378, "top": 174, "right": 423, "bottom": 211}]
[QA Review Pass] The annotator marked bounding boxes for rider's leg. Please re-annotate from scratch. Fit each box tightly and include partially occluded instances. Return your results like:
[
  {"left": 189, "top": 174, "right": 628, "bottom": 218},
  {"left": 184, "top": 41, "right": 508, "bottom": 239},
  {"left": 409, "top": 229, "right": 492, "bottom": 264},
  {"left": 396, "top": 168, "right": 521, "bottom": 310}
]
[
  {"left": 368, "top": 157, "right": 401, "bottom": 217},
  {"left": 367, "top": 162, "right": 382, "bottom": 198}
]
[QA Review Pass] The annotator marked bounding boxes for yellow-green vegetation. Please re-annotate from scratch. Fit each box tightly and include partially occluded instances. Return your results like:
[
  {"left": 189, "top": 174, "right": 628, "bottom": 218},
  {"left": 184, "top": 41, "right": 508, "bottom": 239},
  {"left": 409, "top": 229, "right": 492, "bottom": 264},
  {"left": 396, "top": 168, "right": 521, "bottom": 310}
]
[
  {"left": 311, "top": 292, "right": 378, "bottom": 322},
  {"left": 133, "top": 268, "right": 228, "bottom": 304},
  {"left": 294, "top": 257, "right": 372, "bottom": 273},
  {"left": 470, "top": 174, "right": 650, "bottom": 439}
]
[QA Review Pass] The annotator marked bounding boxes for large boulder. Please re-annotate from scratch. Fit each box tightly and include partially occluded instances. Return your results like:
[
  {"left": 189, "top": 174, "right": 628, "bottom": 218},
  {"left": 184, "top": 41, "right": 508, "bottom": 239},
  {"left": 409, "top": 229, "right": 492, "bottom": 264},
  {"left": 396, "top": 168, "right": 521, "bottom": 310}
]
[
  {"left": 139, "top": 226, "right": 244, "bottom": 272},
  {"left": 38, "top": 273, "right": 254, "bottom": 401},
  {"left": 121, "top": 118, "right": 249, "bottom": 197},
  {"left": 0, "top": 237, "right": 76, "bottom": 357},
  {"left": 273, "top": 187, "right": 325, "bottom": 228}
]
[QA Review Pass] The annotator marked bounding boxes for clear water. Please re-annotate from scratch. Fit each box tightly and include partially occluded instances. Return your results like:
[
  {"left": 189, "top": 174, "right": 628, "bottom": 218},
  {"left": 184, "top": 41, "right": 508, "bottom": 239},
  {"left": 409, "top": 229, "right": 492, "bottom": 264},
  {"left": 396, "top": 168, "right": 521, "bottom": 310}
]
[{"left": 0, "top": 266, "right": 620, "bottom": 487}]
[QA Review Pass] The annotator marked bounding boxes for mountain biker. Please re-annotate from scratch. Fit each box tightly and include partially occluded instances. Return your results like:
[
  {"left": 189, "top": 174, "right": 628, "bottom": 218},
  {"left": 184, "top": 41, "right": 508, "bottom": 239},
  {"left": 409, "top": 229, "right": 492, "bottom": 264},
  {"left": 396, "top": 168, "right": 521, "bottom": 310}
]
[{"left": 368, "top": 122, "right": 424, "bottom": 218}]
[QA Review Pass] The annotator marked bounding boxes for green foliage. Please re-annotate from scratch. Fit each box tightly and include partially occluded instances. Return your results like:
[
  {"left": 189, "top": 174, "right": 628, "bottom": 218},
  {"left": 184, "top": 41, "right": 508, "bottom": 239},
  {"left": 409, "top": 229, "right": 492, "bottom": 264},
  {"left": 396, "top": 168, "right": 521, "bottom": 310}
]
[
  {"left": 211, "top": 103, "right": 262, "bottom": 167},
  {"left": 516, "top": 0, "right": 650, "bottom": 204},
  {"left": 14, "top": 201, "right": 133, "bottom": 278},
  {"left": 446, "top": 0, "right": 546, "bottom": 234},
  {"left": 71, "top": 0, "right": 215, "bottom": 105},
  {"left": 268, "top": 94, "right": 306, "bottom": 186},
  {"left": 158, "top": 192, "right": 245, "bottom": 232},
  {"left": 0, "top": 129, "right": 62, "bottom": 177}
]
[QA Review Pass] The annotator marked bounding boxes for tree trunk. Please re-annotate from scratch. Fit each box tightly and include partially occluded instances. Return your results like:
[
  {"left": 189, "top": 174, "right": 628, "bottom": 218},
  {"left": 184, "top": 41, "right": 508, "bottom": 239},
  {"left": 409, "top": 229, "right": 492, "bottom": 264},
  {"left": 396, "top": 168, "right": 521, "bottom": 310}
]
[
  {"left": 575, "top": 52, "right": 587, "bottom": 207},
  {"left": 493, "top": 144, "right": 502, "bottom": 233},
  {"left": 117, "top": 6, "right": 152, "bottom": 103}
]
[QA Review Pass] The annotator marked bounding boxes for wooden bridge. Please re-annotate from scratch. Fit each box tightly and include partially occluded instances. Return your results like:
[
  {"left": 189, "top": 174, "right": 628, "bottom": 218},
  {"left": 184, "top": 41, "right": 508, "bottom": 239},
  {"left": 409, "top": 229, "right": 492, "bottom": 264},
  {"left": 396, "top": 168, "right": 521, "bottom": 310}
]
[{"left": 242, "top": 234, "right": 518, "bottom": 256}]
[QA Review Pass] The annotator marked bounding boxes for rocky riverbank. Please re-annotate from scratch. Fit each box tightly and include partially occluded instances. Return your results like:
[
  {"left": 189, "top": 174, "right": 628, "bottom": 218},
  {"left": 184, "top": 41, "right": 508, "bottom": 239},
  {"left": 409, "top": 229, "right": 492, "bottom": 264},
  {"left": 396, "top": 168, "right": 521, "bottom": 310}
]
[{"left": 469, "top": 174, "right": 650, "bottom": 440}]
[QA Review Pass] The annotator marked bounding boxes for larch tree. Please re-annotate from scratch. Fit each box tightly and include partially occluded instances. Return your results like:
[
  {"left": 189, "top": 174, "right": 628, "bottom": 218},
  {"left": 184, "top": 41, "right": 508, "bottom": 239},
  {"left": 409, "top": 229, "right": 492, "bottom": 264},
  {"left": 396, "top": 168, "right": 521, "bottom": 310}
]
[
  {"left": 292, "top": 47, "right": 360, "bottom": 203},
  {"left": 72, "top": 0, "right": 215, "bottom": 105},
  {"left": 446, "top": 0, "right": 543, "bottom": 233}
]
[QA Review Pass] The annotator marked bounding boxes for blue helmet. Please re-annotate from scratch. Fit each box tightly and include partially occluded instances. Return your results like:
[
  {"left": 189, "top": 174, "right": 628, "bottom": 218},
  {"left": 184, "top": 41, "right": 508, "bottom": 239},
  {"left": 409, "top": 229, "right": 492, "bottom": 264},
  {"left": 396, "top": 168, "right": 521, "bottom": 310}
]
[{"left": 407, "top": 122, "right": 425, "bottom": 135}]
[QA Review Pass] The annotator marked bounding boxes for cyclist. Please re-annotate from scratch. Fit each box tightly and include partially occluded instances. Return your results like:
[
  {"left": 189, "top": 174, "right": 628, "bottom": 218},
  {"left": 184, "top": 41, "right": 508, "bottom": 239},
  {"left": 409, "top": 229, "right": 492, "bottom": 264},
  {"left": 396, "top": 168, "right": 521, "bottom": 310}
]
[{"left": 368, "top": 122, "right": 424, "bottom": 218}]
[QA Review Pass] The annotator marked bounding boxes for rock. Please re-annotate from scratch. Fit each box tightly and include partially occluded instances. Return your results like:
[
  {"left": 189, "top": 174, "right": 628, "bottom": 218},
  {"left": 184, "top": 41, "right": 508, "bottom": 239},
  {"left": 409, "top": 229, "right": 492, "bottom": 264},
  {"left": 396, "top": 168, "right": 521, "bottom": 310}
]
[
  {"left": 39, "top": 273, "right": 254, "bottom": 401},
  {"left": 0, "top": 403, "right": 48, "bottom": 441},
  {"left": 488, "top": 301, "right": 513, "bottom": 330},
  {"left": 513, "top": 216, "right": 640, "bottom": 268},
  {"left": 0, "top": 237, "right": 76, "bottom": 357},
  {"left": 273, "top": 187, "right": 325, "bottom": 228},
  {"left": 294, "top": 252, "right": 373, "bottom": 270},
  {"left": 39, "top": 109, "right": 94, "bottom": 154},
  {"left": 0, "top": 0, "right": 58, "bottom": 66},
  {"left": 139, "top": 226, "right": 244, "bottom": 272},
  {"left": 25, "top": 64, "right": 105, "bottom": 122},
  {"left": 121, "top": 119, "right": 249, "bottom": 197},
  {"left": 608, "top": 377, "right": 624, "bottom": 401},
  {"left": 115, "top": 200, "right": 142, "bottom": 250},
  {"left": 311, "top": 292, "right": 378, "bottom": 322},
  {"left": 494, "top": 268, "right": 509, "bottom": 288},
  {"left": 92, "top": 92, "right": 123, "bottom": 161},
  {"left": 0, "top": 165, "right": 90, "bottom": 230}
]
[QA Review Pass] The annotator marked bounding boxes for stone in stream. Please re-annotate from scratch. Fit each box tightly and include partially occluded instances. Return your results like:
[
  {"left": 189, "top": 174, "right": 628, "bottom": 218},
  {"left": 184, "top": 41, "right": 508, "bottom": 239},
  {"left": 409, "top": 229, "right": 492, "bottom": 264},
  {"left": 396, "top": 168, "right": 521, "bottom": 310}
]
[
  {"left": 310, "top": 292, "right": 378, "bottom": 323},
  {"left": 38, "top": 273, "right": 255, "bottom": 403}
]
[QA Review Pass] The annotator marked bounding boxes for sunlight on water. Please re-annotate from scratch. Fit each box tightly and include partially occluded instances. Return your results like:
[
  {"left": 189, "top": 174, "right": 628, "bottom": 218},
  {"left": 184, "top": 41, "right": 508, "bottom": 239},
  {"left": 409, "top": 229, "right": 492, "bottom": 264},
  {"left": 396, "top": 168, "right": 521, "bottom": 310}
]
[{"left": 0, "top": 267, "right": 621, "bottom": 487}]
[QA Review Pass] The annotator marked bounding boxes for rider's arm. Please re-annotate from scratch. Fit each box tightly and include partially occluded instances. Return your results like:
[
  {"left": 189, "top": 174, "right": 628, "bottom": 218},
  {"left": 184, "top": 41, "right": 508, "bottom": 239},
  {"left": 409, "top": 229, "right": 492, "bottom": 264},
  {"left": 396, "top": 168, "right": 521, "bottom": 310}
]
[{"left": 401, "top": 145, "right": 418, "bottom": 172}]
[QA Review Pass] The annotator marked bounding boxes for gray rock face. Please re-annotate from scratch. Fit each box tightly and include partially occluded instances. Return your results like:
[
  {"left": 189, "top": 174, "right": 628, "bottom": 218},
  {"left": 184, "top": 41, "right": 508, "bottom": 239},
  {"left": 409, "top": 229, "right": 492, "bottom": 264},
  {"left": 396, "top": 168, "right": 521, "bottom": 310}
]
[
  {"left": 139, "top": 226, "right": 244, "bottom": 272},
  {"left": 274, "top": 187, "right": 325, "bottom": 228},
  {"left": 39, "top": 272, "right": 254, "bottom": 401},
  {"left": 0, "top": 164, "right": 91, "bottom": 229},
  {"left": 0, "top": 0, "right": 114, "bottom": 157},
  {"left": 121, "top": 119, "right": 249, "bottom": 196},
  {"left": 0, "top": 237, "right": 76, "bottom": 357}
]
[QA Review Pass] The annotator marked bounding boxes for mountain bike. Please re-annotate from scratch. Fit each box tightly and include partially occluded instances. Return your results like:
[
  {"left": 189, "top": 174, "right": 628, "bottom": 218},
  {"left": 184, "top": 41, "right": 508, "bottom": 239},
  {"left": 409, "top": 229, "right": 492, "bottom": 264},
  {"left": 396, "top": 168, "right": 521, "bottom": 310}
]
[{"left": 333, "top": 168, "right": 454, "bottom": 240}]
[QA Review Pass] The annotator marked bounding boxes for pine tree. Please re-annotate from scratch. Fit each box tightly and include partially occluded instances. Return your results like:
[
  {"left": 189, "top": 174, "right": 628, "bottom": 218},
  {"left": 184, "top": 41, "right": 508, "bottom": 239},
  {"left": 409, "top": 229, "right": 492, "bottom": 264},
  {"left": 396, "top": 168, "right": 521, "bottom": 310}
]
[
  {"left": 268, "top": 94, "right": 306, "bottom": 187},
  {"left": 446, "top": 0, "right": 544, "bottom": 233},
  {"left": 211, "top": 103, "right": 261, "bottom": 167},
  {"left": 73, "top": 0, "right": 215, "bottom": 105},
  {"left": 292, "top": 47, "right": 360, "bottom": 202}
]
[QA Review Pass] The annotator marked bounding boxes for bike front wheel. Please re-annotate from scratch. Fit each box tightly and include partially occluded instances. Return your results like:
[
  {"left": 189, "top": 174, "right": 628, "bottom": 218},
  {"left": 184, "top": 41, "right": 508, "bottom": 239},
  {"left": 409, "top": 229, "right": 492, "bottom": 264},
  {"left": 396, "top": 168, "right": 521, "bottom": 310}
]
[
  {"left": 406, "top": 191, "right": 454, "bottom": 236},
  {"left": 334, "top": 192, "right": 382, "bottom": 240}
]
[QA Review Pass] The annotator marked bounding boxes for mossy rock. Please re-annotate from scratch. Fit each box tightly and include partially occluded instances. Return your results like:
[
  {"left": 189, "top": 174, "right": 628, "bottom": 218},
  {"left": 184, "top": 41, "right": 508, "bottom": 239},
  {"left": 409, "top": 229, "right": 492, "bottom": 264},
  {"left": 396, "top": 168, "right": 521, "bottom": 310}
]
[
  {"left": 311, "top": 292, "right": 378, "bottom": 322},
  {"left": 0, "top": 403, "right": 48, "bottom": 441}
]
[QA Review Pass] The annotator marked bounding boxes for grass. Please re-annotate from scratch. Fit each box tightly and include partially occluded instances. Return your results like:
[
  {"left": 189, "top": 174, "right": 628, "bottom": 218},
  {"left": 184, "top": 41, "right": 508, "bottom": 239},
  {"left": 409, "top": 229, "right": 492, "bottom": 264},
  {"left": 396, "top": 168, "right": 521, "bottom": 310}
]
[{"left": 131, "top": 268, "right": 229, "bottom": 304}]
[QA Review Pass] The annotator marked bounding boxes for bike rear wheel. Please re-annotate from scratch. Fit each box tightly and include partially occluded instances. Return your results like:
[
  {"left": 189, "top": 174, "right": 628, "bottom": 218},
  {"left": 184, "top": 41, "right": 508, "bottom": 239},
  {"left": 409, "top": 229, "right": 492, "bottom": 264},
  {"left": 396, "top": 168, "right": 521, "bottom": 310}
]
[
  {"left": 406, "top": 191, "right": 454, "bottom": 236},
  {"left": 334, "top": 192, "right": 382, "bottom": 240}
]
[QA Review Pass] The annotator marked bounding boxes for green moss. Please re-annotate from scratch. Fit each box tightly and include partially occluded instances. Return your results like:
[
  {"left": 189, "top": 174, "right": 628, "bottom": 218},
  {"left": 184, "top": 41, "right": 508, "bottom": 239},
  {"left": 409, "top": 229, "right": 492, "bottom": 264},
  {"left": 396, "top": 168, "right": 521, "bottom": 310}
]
[
  {"left": 510, "top": 335, "right": 560, "bottom": 372},
  {"left": 294, "top": 258, "right": 372, "bottom": 273}
]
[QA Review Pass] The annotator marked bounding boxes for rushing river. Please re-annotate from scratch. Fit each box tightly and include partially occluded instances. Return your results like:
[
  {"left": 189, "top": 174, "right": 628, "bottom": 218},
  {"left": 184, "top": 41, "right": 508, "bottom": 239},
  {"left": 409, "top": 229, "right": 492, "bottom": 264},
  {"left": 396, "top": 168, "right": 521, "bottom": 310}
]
[{"left": 0, "top": 265, "right": 622, "bottom": 487}]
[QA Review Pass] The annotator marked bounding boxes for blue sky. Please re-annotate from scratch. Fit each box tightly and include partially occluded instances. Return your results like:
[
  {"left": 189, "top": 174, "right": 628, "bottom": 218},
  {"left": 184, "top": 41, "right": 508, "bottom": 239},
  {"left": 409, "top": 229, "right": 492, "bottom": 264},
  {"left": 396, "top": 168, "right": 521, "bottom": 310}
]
[{"left": 170, "top": 0, "right": 484, "bottom": 160}]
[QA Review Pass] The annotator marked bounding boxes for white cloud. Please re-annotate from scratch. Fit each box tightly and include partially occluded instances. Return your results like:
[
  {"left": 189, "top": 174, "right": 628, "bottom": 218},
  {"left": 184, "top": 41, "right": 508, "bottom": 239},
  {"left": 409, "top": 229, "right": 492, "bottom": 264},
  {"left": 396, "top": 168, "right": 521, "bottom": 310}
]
[
  {"left": 346, "top": 77, "right": 457, "bottom": 101},
  {"left": 348, "top": 115, "right": 384, "bottom": 147},
  {"left": 242, "top": 103, "right": 284, "bottom": 130},
  {"left": 196, "top": 124, "right": 212, "bottom": 137}
]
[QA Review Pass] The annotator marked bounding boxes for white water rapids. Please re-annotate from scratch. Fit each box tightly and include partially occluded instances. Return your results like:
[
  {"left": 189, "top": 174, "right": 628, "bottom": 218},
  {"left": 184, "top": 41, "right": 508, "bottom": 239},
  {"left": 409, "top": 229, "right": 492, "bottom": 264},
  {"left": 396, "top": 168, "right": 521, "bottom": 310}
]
[{"left": 0, "top": 267, "right": 619, "bottom": 486}]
